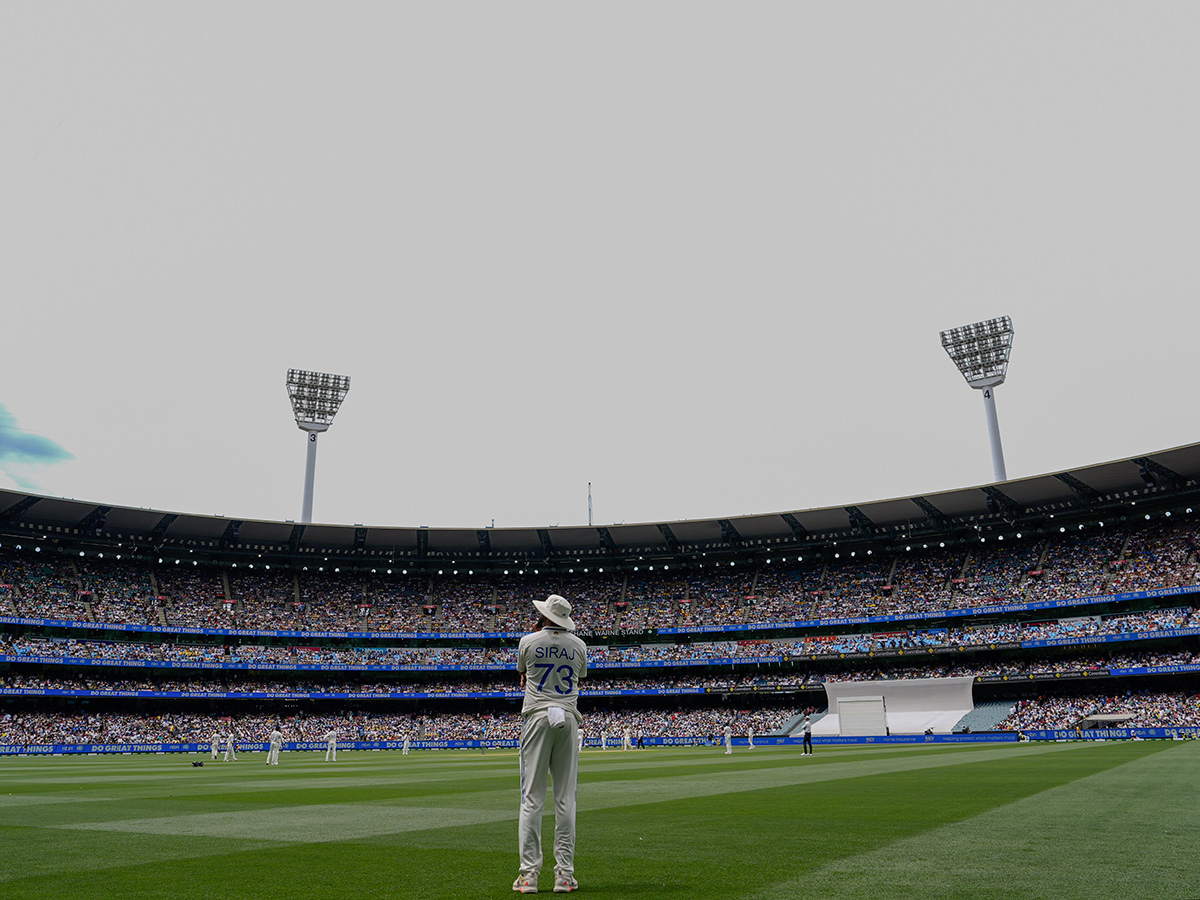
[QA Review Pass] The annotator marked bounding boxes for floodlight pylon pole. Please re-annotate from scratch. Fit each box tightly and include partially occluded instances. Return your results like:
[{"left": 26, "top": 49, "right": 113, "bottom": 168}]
[
  {"left": 302, "top": 430, "right": 320, "bottom": 524},
  {"left": 981, "top": 386, "right": 1007, "bottom": 483},
  {"left": 940, "top": 316, "right": 1014, "bottom": 485},
  {"left": 286, "top": 368, "right": 349, "bottom": 526}
]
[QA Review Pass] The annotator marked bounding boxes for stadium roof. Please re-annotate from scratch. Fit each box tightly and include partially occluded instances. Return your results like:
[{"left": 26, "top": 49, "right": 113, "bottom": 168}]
[{"left": 2, "top": 442, "right": 1198, "bottom": 565}]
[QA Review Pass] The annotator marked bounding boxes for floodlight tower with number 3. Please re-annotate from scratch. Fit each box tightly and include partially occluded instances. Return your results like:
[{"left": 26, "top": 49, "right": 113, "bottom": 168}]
[{"left": 286, "top": 369, "right": 351, "bottom": 523}]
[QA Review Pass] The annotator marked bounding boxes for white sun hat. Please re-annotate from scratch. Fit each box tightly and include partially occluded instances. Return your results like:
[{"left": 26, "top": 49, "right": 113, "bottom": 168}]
[{"left": 533, "top": 594, "right": 576, "bottom": 631}]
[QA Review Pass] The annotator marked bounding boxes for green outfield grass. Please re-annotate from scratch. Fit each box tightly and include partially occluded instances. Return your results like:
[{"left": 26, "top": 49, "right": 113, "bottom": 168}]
[{"left": 0, "top": 740, "right": 1195, "bottom": 900}]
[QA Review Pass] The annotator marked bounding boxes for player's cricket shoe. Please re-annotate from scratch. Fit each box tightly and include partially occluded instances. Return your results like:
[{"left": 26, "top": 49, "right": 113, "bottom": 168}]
[
  {"left": 553, "top": 874, "right": 579, "bottom": 893},
  {"left": 513, "top": 872, "right": 539, "bottom": 893}
]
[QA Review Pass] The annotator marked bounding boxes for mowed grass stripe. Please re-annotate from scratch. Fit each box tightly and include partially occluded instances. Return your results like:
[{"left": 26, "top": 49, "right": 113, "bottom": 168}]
[
  {"left": 753, "top": 740, "right": 1200, "bottom": 900},
  {"left": 34, "top": 745, "right": 1031, "bottom": 836},
  {"left": 0, "top": 830, "right": 518, "bottom": 900},
  {"left": 0, "top": 827, "right": 283, "bottom": 886},
  {"left": 2, "top": 743, "right": 1109, "bottom": 835},
  {"left": 56, "top": 802, "right": 513, "bottom": 842},
  {"left": 572, "top": 741, "right": 1177, "bottom": 900},
  {"left": 0, "top": 742, "right": 1183, "bottom": 900},
  {"left": 0, "top": 758, "right": 516, "bottom": 790},
  {"left": 578, "top": 742, "right": 1095, "bottom": 810},
  {"left": 10, "top": 744, "right": 1082, "bottom": 828}
]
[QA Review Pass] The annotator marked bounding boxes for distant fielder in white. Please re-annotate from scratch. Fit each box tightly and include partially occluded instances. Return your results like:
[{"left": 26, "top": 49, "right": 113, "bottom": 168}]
[
  {"left": 513, "top": 594, "right": 587, "bottom": 895},
  {"left": 723, "top": 724, "right": 732, "bottom": 755},
  {"left": 747, "top": 725, "right": 755, "bottom": 749},
  {"left": 210, "top": 731, "right": 220, "bottom": 760},
  {"left": 622, "top": 727, "right": 631, "bottom": 751},
  {"left": 267, "top": 726, "right": 283, "bottom": 765},
  {"left": 323, "top": 727, "right": 338, "bottom": 762},
  {"left": 402, "top": 734, "right": 411, "bottom": 755},
  {"left": 224, "top": 729, "right": 237, "bottom": 762}
]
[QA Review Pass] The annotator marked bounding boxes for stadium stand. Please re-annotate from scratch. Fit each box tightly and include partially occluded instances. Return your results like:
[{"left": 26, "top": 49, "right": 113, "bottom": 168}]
[{"left": 2, "top": 444, "right": 1199, "bottom": 749}]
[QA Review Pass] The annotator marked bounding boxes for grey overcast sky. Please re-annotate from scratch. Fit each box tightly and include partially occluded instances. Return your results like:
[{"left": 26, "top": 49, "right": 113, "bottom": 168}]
[{"left": 2, "top": 3, "right": 1198, "bottom": 529}]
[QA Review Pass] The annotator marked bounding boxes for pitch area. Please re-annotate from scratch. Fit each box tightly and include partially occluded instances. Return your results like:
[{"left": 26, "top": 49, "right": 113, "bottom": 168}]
[{"left": 0, "top": 741, "right": 1194, "bottom": 899}]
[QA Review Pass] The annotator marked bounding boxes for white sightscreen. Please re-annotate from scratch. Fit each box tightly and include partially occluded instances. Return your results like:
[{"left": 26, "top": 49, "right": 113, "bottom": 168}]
[
  {"left": 816, "top": 677, "right": 975, "bottom": 736},
  {"left": 838, "top": 696, "right": 887, "bottom": 736}
]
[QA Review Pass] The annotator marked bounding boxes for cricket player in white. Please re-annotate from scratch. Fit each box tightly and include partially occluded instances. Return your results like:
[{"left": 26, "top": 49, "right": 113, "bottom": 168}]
[
  {"left": 402, "top": 734, "right": 411, "bottom": 755},
  {"left": 224, "top": 729, "right": 237, "bottom": 762},
  {"left": 210, "top": 731, "right": 220, "bottom": 760},
  {"left": 323, "top": 727, "right": 338, "bottom": 762},
  {"left": 723, "top": 724, "right": 733, "bottom": 755},
  {"left": 267, "top": 727, "right": 283, "bottom": 765},
  {"left": 514, "top": 594, "right": 587, "bottom": 895}
]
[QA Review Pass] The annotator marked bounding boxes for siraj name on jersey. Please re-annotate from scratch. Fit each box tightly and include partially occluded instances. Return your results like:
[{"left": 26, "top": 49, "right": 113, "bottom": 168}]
[{"left": 533, "top": 646, "right": 578, "bottom": 661}]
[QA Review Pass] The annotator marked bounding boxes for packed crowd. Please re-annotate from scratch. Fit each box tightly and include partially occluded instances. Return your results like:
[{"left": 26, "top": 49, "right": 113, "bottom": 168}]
[
  {"left": 2, "top": 686, "right": 1197, "bottom": 747},
  {"left": 0, "top": 704, "right": 800, "bottom": 747},
  {"left": 1, "top": 518, "right": 1196, "bottom": 636},
  {"left": 3, "top": 603, "right": 1195, "bottom": 674},
  {"left": 997, "top": 689, "right": 1200, "bottom": 730},
  {"left": 4, "top": 647, "right": 1194, "bottom": 699},
  {"left": 0, "top": 671, "right": 798, "bottom": 696}
]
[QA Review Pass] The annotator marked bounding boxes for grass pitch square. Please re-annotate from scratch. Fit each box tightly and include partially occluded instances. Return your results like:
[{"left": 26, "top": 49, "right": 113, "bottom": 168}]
[{"left": 0, "top": 741, "right": 1195, "bottom": 900}]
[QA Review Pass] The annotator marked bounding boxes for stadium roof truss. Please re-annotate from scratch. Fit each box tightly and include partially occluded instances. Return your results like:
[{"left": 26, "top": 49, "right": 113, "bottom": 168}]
[{"left": 2, "top": 442, "right": 1199, "bottom": 569}]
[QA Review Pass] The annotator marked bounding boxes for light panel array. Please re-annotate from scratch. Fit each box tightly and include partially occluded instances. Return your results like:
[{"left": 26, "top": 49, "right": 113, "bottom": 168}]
[
  {"left": 939, "top": 316, "right": 1014, "bottom": 387},
  {"left": 286, "top": 369, "right": 351, "bottom": 426}
]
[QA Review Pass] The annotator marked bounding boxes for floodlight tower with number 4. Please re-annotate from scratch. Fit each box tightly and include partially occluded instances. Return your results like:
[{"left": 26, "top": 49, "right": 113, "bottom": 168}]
[
  {"left": 286, "top": 369, "right": 351, "bottom": 523},
  {"left": 940, "top": 316, "right": 1014, "bottom": 483}
]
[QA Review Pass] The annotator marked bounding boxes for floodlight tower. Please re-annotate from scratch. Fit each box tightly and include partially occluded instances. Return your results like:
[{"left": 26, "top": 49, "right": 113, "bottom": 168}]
[
  {"left": 286, "top": 369, "right": 351, "bottom": 523},
  {"left": 940, "top": 316, "right": 1014, "bottom": 483}
]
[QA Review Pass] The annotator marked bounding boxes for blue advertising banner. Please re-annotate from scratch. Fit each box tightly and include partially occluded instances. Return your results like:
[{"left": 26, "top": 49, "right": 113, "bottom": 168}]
[
  {"left": 1025, "top": 727, "right": 1199, "bottom": 741},
  {"left": 0, "top": 686, "right": 711, "bottom": 701},
  {"left": 1107, "top": 663, "right": 1200, "bottom": 677},
  {"left": 0, "top": 733, "right": 1035, "bottom": 755},
  {"left": 6, "top": 730, "right": 1199, "bottom": 754},
  {"left": 0, "top": 654, "right": 789, "bottom": 673},
  {"left": 0, "top": 740, "right": 517, "bottom": 755},
  {"left": 795, "top": 733, "right": 1019, "bottom": 746},
  {"left": 1021, "top": 626, "right": 1200, "bottom": 649}
]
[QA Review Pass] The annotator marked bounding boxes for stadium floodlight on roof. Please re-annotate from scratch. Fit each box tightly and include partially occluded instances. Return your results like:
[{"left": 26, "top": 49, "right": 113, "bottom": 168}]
[
  {"left": 940, "top": 316, "right": 1013, "bottom": 483},
  {"left": 286, "top": 369, "right": 351, "bottom": 523}
]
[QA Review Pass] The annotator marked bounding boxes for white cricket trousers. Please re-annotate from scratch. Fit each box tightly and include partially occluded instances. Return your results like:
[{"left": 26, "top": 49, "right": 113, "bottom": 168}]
[
  {"left": 326, "top": 742, "right": 337, "bottom": 762},
  {"left": 268, "top": 746, "right": 280, "bottom": 765},
  {"left": 518, "top": 711, "right": 579, "bottom": 877}
]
